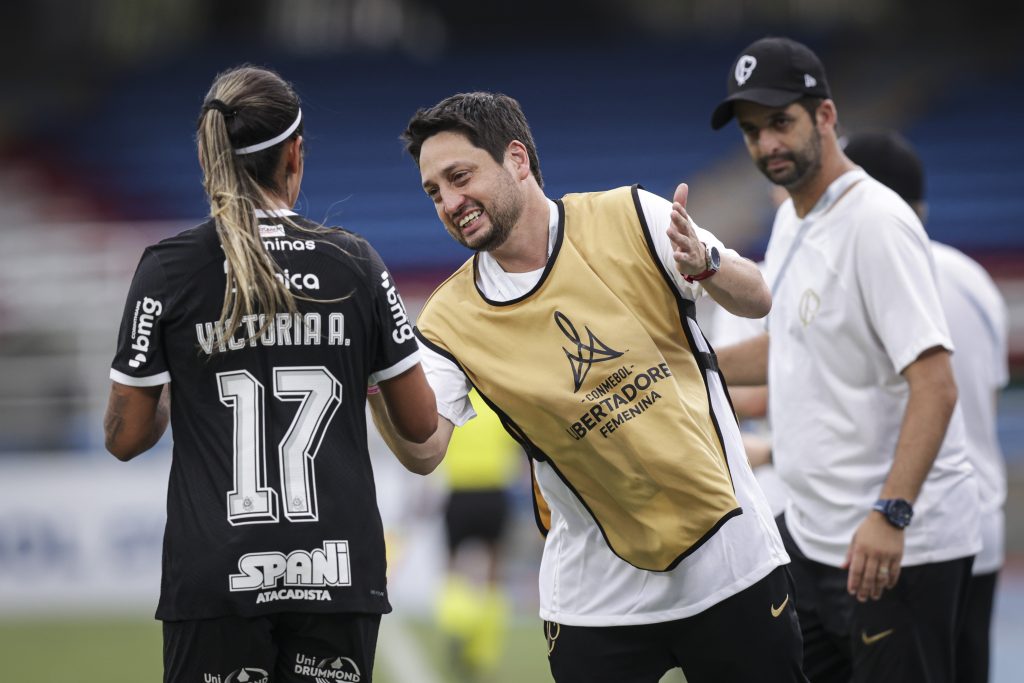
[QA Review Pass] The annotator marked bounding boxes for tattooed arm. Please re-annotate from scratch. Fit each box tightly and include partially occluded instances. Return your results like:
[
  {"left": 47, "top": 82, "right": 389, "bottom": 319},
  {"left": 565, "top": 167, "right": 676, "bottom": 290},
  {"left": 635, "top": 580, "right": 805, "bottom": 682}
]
[{"left": 104, "top": 382, "right": 170, "bottom": 461}]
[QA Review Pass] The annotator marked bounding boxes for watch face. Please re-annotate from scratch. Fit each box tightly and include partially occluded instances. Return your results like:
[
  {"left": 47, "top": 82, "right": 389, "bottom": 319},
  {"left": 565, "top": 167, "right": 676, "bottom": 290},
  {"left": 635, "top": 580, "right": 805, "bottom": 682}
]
[
  {"left": 709, "top": 246, "right": 721, "bottom": 270},
  {"left": 874, "top": 498, "right": 913, "bottom": 528},
  {"left": 888, "top": 499, "right": 913, "bottom": 528}
]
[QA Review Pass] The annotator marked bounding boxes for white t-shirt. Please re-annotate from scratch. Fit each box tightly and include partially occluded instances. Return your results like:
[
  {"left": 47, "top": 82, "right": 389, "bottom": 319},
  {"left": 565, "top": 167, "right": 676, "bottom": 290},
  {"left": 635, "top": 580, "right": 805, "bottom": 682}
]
[
  {"left": 765, "top": 170, "right": 980, "bottom": 568},
  {"left": 931, "top": 242, "right": 1009, "bottom": 574},
  {"left": 419, "top": 190, "right": 789, "bottom": 626}
]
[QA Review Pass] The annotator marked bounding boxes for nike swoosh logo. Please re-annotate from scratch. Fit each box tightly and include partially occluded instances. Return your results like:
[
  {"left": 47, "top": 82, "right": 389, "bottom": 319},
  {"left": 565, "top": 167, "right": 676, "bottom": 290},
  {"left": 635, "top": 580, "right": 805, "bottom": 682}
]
[
  {"left": 770, "top": 594, "right": 790, "bottom": 617},
  {"left": 861, "top": 628, "right": 894, "bottom": 645}
]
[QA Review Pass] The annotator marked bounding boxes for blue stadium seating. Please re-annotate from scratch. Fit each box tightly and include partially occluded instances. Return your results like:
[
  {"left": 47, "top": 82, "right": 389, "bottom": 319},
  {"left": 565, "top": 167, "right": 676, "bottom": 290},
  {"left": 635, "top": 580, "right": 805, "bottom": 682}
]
[
  {"left": 41, "top": 42, "right": 742, "bottom": 271},
  {"left": 905, "top": 68, "right": 1024, "bottom": 252},
  {"left": 38, "top": 42, "right": 1024, "bottom": 271}
]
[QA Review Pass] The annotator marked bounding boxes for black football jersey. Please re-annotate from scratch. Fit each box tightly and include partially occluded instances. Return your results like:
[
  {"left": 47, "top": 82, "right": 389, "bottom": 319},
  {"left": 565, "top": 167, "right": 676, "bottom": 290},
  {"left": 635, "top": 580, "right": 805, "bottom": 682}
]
[{"left": 110, "top": 210, "right": 420, "bottom": 620}]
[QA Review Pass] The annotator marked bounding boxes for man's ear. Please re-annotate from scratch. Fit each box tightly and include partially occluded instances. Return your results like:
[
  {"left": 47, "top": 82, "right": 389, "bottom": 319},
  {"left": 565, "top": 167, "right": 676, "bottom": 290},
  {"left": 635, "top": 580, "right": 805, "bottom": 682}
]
[
  {"left": 817, "top": 100, "right": 838, "bottom": 130},
  {"left": 506, "top": 140, "right": 531, "bottom": 181}
]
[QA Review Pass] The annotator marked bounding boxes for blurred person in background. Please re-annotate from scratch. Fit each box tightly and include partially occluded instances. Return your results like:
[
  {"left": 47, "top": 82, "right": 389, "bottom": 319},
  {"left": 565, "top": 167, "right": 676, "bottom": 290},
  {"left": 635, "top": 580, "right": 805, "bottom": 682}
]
[
  {"left": 695, "top": 264, "right": 783, "bottom": 515},
  {"left": 711, "top": 36, "right": 980, "bottom": 683},
  {"left": 845, "top": 129, "right": 1010, "bottom": 683},
  {"left": 372, "top": 91, "right": 807, "bottom": 683},
  {"left": 103, "top": 64, "right": 437, "bottom": 682},
  {"left": 435, "top": 388, "right": 522, "bottom": 682}
]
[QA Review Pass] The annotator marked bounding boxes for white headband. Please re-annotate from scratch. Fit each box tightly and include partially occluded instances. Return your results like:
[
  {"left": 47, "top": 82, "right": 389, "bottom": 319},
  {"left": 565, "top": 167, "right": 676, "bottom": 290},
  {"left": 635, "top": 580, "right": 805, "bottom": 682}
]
[{"left": 234, "top": 109, "right": 302, "bottom": 155}]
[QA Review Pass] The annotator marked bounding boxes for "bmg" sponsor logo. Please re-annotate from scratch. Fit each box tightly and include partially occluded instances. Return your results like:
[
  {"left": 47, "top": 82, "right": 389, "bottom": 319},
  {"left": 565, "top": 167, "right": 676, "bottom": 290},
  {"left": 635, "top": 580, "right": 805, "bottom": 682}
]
[
  {"left": 380, "top": 271, "right": 413, "bottom": 343},
  {"left": 128, "top": 297, "right": 162, "bottom": 368}
]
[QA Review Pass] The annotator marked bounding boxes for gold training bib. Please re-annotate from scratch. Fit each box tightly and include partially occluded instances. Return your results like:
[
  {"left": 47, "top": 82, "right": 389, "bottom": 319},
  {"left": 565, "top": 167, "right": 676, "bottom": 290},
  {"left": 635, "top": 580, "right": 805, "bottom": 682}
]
[{"left": 417, "top": 186, "right": 740, "bottom": 571}]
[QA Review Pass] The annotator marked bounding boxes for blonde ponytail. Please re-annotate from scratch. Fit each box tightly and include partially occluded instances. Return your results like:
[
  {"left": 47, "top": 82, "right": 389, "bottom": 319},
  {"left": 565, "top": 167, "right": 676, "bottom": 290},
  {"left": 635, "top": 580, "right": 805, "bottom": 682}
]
[{"left": 196, "top": 67, "right": 303, "bottom": 344}]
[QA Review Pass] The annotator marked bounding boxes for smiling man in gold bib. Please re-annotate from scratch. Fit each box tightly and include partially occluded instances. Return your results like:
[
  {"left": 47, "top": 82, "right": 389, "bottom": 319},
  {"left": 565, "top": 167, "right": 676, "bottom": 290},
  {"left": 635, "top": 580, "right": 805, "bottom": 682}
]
[{"left": 370, "top": 92, "right": 808, "bottom": 683}]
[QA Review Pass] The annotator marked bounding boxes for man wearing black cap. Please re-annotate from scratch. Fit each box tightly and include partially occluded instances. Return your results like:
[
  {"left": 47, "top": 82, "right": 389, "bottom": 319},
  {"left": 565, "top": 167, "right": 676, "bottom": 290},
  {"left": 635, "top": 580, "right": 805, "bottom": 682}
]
[
  {"left": 712, "top": 37, "right": 980, "bottom": 683},
  {"left": 846, "top": 130, "right": 1009, "bottom": 683}
]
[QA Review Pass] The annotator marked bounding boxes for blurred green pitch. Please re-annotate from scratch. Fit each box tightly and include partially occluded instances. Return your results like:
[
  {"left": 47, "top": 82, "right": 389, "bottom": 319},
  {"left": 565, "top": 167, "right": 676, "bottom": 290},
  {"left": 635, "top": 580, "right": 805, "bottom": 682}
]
[
  {"left": 0, "top": 616, "right": 689, "bottom": 682},
  {"left": 0, "top": 615, "right": 551, "bottom": 683}
]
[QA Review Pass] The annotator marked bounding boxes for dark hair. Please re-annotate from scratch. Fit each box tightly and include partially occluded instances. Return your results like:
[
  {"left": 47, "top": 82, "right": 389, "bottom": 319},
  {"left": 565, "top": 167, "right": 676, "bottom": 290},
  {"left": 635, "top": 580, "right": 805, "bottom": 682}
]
[
  {"left": 796, "top": 96, "right": 825, "bottom": 121},
  {"left": 401, "top": 92, "right": 543, "bottom": 188},
  {"left": 844, "top": 130, "right": 924, "bottom": 204},
  {"left": 195, "top": 64, "right": 305, "bottom": 344}
]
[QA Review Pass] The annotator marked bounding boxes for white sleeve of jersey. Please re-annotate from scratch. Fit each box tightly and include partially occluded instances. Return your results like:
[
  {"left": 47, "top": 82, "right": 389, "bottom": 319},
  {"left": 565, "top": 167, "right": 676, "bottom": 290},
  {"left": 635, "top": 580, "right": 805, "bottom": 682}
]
[
  {"left": 636, "top": 188, "right": 734, "bottom": 300},
  {"left": 417, "top": 339, "right": 476, "bottom": 426}
]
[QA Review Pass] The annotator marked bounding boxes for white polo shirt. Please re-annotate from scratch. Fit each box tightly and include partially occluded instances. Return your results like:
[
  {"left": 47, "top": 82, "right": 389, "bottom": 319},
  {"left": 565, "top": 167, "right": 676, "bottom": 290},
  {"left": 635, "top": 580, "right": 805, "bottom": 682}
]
[
  {"left": 420, "top": 190, "right": 788, "bottom": 626},
  {"left": 764, "top": 170, "right": 980, "bottom": 568},
  {"left": 931, "top": 241, "right": 1009, "bottom": 574}
]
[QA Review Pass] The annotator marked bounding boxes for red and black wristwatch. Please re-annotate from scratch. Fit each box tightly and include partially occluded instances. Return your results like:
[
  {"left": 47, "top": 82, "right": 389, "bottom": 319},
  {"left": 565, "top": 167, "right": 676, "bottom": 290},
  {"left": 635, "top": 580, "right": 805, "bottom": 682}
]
[{"left": 684, "top": 242, "right": 721, "bottom": 283}]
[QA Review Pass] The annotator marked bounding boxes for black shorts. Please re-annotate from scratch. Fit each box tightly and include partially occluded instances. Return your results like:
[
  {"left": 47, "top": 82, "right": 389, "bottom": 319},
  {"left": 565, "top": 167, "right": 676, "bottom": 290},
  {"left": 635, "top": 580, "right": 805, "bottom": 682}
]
[
  {"left": 544, "top": 564, "right": 807, "bottom": 683},
  {"left": 955, "top": 571, "right": 998, "bottom": 683},
  {"left": 444, "top": 488, "right": 509, "bottom": 554},
  {"left": 777, "top": 514, "right": 973, "bottom": 683},
  {"left": 163, "top": 612, "right": 380, "bottom": 683}
]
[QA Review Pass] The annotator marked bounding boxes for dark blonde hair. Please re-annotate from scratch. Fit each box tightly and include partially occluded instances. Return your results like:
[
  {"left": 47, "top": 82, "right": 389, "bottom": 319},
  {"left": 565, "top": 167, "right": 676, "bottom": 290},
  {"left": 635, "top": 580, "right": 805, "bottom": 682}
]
[{"left": 196, "top": 65, "right": 305, "bottom": 343}]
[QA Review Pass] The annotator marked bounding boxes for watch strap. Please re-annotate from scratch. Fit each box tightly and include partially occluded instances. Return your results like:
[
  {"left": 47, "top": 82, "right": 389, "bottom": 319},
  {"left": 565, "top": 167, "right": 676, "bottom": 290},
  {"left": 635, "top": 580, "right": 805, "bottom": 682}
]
[
  {"left": 872, "top": 498, "right": 913, "bottom": 529},
  {"left": 684, "top": 243, "right": 719, "bottom": 283}
]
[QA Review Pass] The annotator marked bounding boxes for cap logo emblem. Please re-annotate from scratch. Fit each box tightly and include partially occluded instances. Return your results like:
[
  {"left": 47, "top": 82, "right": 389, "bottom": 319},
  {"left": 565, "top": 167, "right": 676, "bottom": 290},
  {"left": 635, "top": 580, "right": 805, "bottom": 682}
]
[
  {"left": 804, "top": 74, "right": 817, "bottom": 88},
  {"left": 735, "top": 55, "right": 757, "bottom": 86}
]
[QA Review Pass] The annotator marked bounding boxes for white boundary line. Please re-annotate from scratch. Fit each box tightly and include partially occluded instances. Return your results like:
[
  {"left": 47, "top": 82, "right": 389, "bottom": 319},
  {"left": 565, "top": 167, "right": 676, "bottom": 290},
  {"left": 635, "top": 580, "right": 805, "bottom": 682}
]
[{"left": 378, "top": 616, "right": 444, "bottom": 683}]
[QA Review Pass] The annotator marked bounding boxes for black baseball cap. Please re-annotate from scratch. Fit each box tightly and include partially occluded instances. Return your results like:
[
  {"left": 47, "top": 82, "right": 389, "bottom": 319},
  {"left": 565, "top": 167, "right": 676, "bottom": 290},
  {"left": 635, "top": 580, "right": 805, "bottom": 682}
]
[
  {"left": 843, "top": 130, "right": 925, "bottom": 203},
  {"left": 710, "top": 36, "right": 832, "bottom": 130}
]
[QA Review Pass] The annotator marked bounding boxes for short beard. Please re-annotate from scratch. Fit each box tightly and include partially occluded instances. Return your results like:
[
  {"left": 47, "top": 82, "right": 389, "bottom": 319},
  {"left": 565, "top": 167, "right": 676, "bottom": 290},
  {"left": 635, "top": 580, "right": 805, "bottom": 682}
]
[
  {"left": 757, "top": 128, "right": 823, "bottom": 190},
  {"left": 470, "top": 208, "right": 515, "bottom": 252},
  {"left": 463, "top": 171, "right": 523, "bottom": 252}
]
